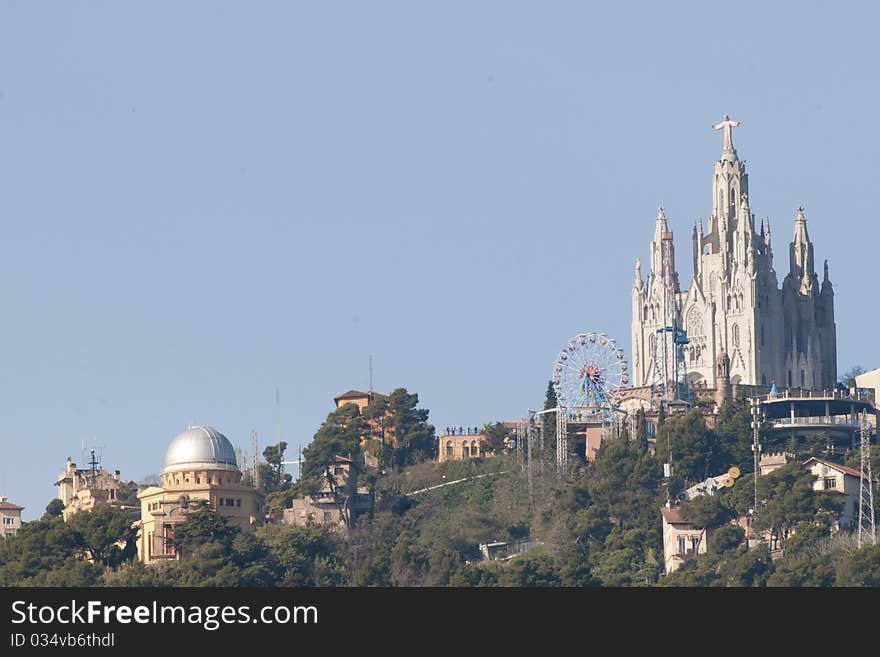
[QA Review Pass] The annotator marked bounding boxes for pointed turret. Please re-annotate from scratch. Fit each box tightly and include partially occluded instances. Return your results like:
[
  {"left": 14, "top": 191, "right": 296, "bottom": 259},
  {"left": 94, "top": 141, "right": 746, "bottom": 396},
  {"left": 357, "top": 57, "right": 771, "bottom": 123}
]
[
  {"left": 789, "top": 206, "right": 816, "bottom": 294},
  {"left": 654, "top": 204, "right": 669, "bottom": 240}
]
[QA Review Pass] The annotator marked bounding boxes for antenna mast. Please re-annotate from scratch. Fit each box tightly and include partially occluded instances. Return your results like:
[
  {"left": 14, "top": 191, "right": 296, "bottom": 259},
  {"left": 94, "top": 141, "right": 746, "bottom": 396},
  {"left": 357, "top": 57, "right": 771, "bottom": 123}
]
[
  {"left": 252, "top": 430, "right": 260, "bottom": 489},
  {"left": 369, "top": 354, "right": 374, "bottom": 392},
  {"left": 276, "top": 386, "right": 282, "bottom": 445}
]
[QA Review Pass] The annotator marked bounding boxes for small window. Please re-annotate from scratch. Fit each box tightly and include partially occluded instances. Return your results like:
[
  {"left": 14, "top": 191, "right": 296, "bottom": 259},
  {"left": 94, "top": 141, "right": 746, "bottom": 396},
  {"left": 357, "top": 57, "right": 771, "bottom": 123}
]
[
  {"left": 196, "top": 477, "right": 200, "bottom": 484},
  {"left": 823, "top": 477, "right": 836, "bottom": 490},
  {"left": 218, "top": 498, "right": 224, "bottom": 506},
  {"left": 323, "top": 511, "right": 333, "bottom": 522},
  {"left": 678, "top": 535, "right": 686, "bottom": 555},
  {"left": 225, "top": 498, "right": 234, "bottom": 507},
  {"left": 235, "top": 499, "right": 241, "bottom": 507}
]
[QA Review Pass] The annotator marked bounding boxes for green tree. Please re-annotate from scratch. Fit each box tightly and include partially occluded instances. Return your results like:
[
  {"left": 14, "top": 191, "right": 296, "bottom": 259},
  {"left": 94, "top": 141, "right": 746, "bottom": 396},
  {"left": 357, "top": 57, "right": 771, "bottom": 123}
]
[
  {"left": 679, "top": 494, "right": 734, "bottom": 530},
  {"left": 713, "top": 397, "right": 762, "bottom": 472},
  {"left": 67, "top": 506, "right": 138, "bottom": 568},
  {"left": 835, "top": 544, "right": 880, "bottom": 586},
  {"left": 839, "top": 365, "right": 865, "bottom": 389},
  {"left": 480, "top": 422, "right": 508, "bottom": 455},
  {"left": 384, "top": 388, "right": 435, "bottom": 468},
  {"left": 655, "top": 410, "right": 729, "bottom": 486},
  {"left": 170, "top": 501, "right": 240, "bottom": 557},
  {"left": 0, "top": 516, "right": 99, "bottom": 586},
  {"left": 300, "top": 403, "right": 366, "bottom": 491},
  {"left": 260, "top": 441, "right": 292, "bottom": 493},
  {"left": 497, "top": 552, "right": 561, "bottom": 587},
  {"left": 753, "top": 463, "right": 841, "bottom": 550},
  {"left": 258, "top": 523, "right": 348, "bottom": 586},
  {"left": 43, "top": 498, "right": 66, "bottom": 519},
  {"left": 708, "top": 524, "right": 745, "bottom": 554},
  {"left": 542, "top": 380, "right": 557, "bottom": 444}
]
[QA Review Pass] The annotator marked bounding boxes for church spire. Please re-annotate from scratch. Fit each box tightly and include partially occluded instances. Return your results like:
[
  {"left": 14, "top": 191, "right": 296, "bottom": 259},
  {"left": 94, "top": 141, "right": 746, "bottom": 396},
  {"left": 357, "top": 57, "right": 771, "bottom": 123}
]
[
  {"left": 654, "top": 204, "right": 669, "bottom": 240},
  {"left": 790, "top": 206, "right": 816, "bottom": 294}
]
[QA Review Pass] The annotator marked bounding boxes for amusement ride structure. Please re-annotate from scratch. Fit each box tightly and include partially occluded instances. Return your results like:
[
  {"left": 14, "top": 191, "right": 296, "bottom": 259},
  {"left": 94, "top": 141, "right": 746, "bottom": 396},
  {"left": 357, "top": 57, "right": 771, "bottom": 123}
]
[{"left": 522, "top": 332, "right": 629, "bottom": 477}]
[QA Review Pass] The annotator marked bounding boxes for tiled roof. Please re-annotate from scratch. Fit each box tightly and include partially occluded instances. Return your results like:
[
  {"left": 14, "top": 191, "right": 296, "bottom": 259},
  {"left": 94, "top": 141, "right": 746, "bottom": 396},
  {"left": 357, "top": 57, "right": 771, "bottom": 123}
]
[
  {"left": 0, "top": 501, "right": 24, "bottom": 511},
  {"left": 335, "top": 389, "right": 370, "bottom": 401},
  {"left": 804, "top": 457, "right": 862, "bottom": 479},
  {"left": 660, "top": 507, "right": 688, "bottom": 524}
]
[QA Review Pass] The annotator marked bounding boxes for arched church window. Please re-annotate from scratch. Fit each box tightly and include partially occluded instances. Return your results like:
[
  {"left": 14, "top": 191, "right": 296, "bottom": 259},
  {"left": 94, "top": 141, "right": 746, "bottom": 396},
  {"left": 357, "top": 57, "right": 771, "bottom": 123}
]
[
  {"left": 800, "top": 370, "right": 805, "bottom": 388},
  {"left": 686, "top": 307, "right": 703, "bottom": 337},
  {"left": 732, "top": 324, "right": 740, "bottom": 348}
]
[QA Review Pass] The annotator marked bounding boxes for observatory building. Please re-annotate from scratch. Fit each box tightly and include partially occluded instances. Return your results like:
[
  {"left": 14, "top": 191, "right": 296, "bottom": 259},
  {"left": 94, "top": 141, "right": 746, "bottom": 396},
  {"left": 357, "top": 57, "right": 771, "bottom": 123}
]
[
  {"left": 631, "top": 116, "right": 837, "bottom": 396},
  {"left": 136, "top": 425, "right": 263, "bottom": 563}
]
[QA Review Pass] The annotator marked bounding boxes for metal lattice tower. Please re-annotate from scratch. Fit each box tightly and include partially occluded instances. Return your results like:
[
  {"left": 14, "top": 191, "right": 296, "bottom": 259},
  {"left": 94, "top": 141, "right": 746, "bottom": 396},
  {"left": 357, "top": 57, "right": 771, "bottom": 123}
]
[
  {"left": 556, "top": 406, "right": 567, "bottom": 477},
  {"left": 858, "top": 417, "right": 876, "bottom": 548},
  {"left": 651, "top": 224, "right": 689, "bottom": 404}
]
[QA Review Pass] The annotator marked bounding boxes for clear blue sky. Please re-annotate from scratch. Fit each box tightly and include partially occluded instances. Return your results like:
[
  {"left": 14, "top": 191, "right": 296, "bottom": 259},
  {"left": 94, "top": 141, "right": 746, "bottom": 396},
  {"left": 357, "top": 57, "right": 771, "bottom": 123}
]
[{"left": 2, "top": 2, "right": 878, "bottom": 519}]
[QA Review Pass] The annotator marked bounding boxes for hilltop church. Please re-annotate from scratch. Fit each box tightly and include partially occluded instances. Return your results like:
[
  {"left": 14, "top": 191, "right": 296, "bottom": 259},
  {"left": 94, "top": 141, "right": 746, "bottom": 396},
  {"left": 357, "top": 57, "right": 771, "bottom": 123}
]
[{"left": 631, "top": 116, "right": 837, "bottom": 393}]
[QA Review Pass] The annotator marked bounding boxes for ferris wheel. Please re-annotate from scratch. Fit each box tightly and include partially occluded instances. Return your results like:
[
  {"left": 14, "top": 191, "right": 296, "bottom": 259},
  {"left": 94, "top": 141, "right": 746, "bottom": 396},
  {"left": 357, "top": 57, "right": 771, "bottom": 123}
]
[{"left": 551, "top": 332, "right": 629, "bottom": 415}]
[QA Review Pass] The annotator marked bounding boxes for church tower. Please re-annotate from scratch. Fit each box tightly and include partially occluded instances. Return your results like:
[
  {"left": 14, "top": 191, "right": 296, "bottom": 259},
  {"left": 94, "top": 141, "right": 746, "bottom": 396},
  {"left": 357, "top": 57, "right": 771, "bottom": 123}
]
[
  {"left": 631, "top": 117, "right": 836, "bottom": 394},
  {"left": 780, "top": 209, "right": 837, "bottom": 389}
]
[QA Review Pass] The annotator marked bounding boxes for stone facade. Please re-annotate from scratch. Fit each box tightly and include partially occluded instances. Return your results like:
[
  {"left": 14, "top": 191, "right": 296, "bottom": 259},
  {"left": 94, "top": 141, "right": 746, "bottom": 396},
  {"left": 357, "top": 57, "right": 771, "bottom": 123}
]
[
  {"left": 283, "top": 455, "right": 372, "bottom": 531},
  {"left": 0, "top": 496, "right": 24, "bottom": 538},
  {"left": 136, "top": 426, "right": 263, "bottom": 563},
  {"left": 54, "top": 457, "right": 123, "bottom": 521},
  {"left": 632, "top": 118, "right": 836, "bottom": 394},
  {"left": 438, "top": 430, "right": 486, "bottom": 462},
  {"left": 660, "top": 506, "right": 707, "bottom": 574}
]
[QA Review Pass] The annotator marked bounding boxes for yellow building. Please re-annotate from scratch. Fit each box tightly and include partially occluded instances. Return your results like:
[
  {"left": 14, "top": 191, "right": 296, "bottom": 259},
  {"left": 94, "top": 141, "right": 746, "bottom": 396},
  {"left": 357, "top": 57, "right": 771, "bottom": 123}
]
[
  {"left": 333, "top": 389, "right": 393, "bottom": 453},
  {"left": 54, "top": 457, "right": 123, "bottom": 521},
  {"left": 136, "top": 425, "right": 264, "bottom": 563},
  {"left": 0, "top": 496, "right": 24, "bottom": 538},
  {"left": 438, "top": 429, "right": 486, "bottom": 462},
  {"left": 283, "top": 455, "right": 372, "bottom": 531},
  {"left": 333, "top": 389, "right": 384, "bottom": 412},
  {"left": 660, "top": 506, "right": 707, "bottom": 574}
]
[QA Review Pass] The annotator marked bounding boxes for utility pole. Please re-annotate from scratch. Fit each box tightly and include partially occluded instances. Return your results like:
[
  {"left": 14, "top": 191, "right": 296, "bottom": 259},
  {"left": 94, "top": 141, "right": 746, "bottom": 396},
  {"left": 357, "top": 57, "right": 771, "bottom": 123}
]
[{"left": 751, "top": 397, "right": 762, "bottom": 537}]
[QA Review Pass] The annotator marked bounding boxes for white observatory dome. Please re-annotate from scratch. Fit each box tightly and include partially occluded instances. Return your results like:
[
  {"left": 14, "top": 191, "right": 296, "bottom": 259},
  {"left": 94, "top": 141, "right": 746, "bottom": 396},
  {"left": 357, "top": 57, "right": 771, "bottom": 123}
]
[{"left": 162, "top": 425, "right": 239, "bottom": 474}]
